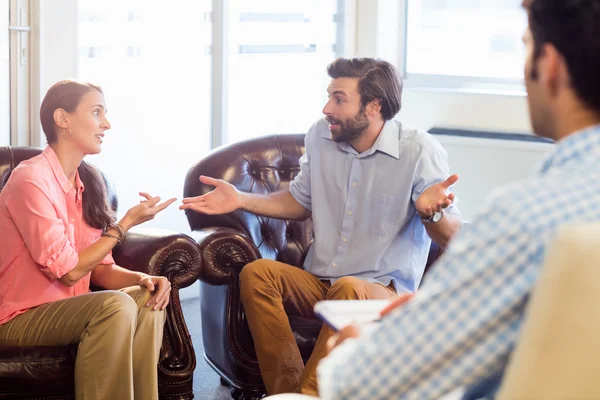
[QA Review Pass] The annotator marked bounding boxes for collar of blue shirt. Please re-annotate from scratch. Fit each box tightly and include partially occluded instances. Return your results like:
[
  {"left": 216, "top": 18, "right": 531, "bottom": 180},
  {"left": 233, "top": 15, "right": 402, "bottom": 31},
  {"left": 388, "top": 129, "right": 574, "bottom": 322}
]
[{"left": 319, "top": 119, "right": 401, "bottom": 159}]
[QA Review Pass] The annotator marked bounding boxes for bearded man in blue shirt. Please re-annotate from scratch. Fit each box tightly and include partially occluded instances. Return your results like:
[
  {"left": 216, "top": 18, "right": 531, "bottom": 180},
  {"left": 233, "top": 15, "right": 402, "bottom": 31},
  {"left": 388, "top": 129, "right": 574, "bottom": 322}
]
[{"left": 181, "top": 57, "right": 462, "bottom": 395}]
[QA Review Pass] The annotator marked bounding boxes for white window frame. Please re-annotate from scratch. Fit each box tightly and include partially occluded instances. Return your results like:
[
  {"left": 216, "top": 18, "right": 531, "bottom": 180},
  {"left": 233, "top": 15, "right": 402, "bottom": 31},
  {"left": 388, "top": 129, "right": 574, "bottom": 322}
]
[
  {"left": 1, "top": 3, "right": 9, "bottom": 146},
  {"left": 8, "top": 0, "right": 39, "bottom": 146},
  {"left": 211, "top": 0, "right": 353, "bottom": 148},
  {"left": 397, "top": 0, "right": 526, "bottom": 96}
]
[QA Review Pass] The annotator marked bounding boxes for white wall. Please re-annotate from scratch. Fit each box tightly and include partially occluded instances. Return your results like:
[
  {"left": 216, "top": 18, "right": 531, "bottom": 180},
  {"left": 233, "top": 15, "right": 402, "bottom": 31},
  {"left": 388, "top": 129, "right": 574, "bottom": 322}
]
[
  {"left": 435, "top": 135, "right": 552, "bottom": 220},
  {"left": 400, "top": 91, "right": 531, "bottom": 133},
  {"left": 38, "top": 0, "right": 77, "bottom": 96},
  {"left": 399, "top": 91, "right": 554, "bottom": 220}
]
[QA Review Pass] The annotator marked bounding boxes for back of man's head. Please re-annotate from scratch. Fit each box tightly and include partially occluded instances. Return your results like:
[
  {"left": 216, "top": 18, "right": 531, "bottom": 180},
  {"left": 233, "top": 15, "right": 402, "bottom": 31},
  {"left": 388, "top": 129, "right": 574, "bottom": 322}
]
[{"left": 524, "top": 0, "right": 600, "bottom": 113}]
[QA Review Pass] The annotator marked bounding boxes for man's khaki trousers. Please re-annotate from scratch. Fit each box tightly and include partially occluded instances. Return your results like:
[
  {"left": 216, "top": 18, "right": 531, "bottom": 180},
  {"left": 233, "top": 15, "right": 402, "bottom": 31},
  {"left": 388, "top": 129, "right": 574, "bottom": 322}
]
[
  {"left": 0, "top": 286, "right": 165, "bottom": 400},
  {"left": 240, "top": 259, "right": 398, "bottom": 396}
]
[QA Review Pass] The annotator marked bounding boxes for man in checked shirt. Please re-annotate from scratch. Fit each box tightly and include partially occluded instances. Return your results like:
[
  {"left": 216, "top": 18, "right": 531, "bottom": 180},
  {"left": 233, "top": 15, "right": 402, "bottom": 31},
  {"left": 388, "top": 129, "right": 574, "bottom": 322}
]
[{"left": 318, "top": 0, "right": 600, "bottom": 399}]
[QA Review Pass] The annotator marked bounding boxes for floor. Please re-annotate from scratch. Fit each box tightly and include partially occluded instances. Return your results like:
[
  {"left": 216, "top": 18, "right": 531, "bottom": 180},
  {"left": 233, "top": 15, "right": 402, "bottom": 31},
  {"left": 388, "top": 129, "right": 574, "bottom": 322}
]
[{"left": 181, "top": 297, "right": 233, "bottom": 400}]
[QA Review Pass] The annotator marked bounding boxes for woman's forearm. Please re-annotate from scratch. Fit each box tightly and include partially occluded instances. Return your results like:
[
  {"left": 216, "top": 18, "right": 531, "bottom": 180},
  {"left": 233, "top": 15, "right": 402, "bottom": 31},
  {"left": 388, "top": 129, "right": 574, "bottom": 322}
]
[
  {"left": 90, "top": 263, "right": 146, "bottom": 290},
  {"left": 59, "top": 218, "right": 132, "bottom": 286}
]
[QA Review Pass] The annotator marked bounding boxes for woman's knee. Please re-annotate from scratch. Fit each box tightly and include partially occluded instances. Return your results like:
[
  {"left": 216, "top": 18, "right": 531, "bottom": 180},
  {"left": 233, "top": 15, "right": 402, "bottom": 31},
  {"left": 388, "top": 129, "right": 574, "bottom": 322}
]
[
  {"left": 98, "top": 291, "right": 138, "bottom": 324},
  {"left": 121, "top": 285, "right": 153, "bottom": 307}
]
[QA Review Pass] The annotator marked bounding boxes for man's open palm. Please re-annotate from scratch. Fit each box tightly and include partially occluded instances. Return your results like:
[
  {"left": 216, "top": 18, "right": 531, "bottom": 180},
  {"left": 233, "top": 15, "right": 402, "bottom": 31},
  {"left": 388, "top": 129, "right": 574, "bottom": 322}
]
[
  {"left": 179, "top": 175, "right": 242, "bottom": 215},
  {"left": 415, "top": 174, "right": 458, "bottom": 217}
]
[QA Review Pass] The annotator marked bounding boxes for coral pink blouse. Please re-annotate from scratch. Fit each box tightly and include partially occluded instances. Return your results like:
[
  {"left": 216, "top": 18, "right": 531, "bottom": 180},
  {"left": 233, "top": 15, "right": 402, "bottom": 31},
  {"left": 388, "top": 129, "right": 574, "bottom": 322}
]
[{"left": 0, "top": 147, "right": 114, "bottom": 324}]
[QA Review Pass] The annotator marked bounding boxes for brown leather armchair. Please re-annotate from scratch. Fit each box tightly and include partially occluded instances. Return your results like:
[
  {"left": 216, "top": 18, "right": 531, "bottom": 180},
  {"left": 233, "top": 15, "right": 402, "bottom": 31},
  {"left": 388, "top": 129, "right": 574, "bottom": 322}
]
[
  {"left": 0, "top": 146, "right": 202, "bottom": 400},
  {"left": 183, "top": 134, "right": 443, "bottom": 400}
]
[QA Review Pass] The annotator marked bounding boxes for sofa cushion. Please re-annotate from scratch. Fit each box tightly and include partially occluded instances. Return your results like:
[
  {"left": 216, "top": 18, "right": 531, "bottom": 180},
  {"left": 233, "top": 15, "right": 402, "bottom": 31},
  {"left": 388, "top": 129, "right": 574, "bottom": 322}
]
[{"left": 0, "top": 345, "right": 77, "bottom": 398}]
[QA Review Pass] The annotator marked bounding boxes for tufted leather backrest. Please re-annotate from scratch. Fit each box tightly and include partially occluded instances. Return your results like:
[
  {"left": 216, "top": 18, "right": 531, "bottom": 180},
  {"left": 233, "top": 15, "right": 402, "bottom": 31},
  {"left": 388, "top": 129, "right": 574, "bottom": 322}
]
[
  {"left": 0, "top": 146, "right": 118, "bottom": 211},
  {"left": 184, "top": 134, "right": 313, "bottom": 268},
  {"left": 0, "top": 146, "right": 42, "bottom": 191}
]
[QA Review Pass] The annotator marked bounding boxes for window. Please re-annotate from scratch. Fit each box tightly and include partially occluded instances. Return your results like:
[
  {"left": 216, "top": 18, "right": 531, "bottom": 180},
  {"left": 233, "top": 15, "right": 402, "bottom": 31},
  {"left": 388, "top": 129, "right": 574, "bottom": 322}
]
[
  {"left": 79, "top": 46, "right": 103, "bottom": 58},
  {"left": 127, "top": 10, "right": 141, "bottom": 22},
  {"left": 38, "top": 0, "right": 349, "bottom": 232},
  {"left": 6, "top": 0, "right": 32, "bottom": 146},
  {"left": 225, "top": 0, "right": 343, "bottom": 144},
  {"left": 77, "top": 0, "right": 212, "bottom": 233},
  {"left": 403, "top": 0, "right": 527, "bottom": 92},
  {"left": 79, "top": 10, "right": 105, "bottom": 22},
  {"left": 1, "top": 2, "right": 9, "bottom": 145},
  {"left": 126, "top": 45, "right": 141, "bottom": 57}
]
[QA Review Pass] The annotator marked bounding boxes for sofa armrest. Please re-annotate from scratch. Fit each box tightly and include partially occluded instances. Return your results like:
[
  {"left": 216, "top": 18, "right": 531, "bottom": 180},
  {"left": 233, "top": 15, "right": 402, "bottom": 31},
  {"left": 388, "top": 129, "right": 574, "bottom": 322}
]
[
  {"left": 112, "top": 228, "right": 202, "bottom": 290},
  {"left": 189, "top": 227, "right": 261, "bottom": 286},
  {"left": 112, "top": 228, "right": 201, "bottom": 397}
]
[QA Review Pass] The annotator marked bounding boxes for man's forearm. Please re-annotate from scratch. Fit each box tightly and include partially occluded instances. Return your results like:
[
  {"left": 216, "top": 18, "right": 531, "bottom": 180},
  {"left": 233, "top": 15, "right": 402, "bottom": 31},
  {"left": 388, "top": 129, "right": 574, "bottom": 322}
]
[
  {"left": 240, "top": 190, "right": 311, "bottom": 220},
  {"left": 424, "top": 212, "right": 462, "bottom": 249}
]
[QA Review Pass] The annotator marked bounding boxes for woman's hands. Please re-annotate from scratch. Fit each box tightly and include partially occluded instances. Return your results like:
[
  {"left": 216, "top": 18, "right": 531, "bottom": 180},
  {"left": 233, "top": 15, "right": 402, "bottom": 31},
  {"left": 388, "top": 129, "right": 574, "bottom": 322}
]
[
  {"left": 138, "top": 275, "right": 171, "bottom": 310},
  {"left": 120, "top": 192, "right": 176, "bottom": 230}
]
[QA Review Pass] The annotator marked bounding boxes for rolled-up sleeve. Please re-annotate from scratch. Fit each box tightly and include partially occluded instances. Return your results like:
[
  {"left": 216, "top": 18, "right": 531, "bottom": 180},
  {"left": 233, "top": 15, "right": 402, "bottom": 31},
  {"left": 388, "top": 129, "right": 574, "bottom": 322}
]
[
  {"left": 289, "top": 123, "right": 316, "bottom": 211},
  {"left": 412, "top": 143, "right": 461, "bottom": 216},
  {"left": 5, "top": 180, "right": 78, "bottom": 279}
]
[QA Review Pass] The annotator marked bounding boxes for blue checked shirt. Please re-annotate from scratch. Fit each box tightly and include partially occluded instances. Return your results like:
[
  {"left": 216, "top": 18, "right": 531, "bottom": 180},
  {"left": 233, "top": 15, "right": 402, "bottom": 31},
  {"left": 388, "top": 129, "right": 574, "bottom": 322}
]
[{"left": 319, "top": 124, "right": 600, "bottom": 399}]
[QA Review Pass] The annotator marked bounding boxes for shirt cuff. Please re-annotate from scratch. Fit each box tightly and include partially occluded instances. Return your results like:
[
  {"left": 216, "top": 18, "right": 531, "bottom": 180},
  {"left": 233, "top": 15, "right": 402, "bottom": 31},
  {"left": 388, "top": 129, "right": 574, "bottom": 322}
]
[
  {"left": 40, "top": 245, "right": 79, "bottom": 279},
  {"left": 445, "top": 203, "right": 461, "bottom": 217}
]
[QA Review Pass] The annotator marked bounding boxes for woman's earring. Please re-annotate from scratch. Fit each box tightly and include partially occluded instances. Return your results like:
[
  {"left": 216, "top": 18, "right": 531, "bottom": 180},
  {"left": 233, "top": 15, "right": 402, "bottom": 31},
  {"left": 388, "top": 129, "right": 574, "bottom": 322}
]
[{"left": 59, "top": 128, "right": 72, "bottom": 140}]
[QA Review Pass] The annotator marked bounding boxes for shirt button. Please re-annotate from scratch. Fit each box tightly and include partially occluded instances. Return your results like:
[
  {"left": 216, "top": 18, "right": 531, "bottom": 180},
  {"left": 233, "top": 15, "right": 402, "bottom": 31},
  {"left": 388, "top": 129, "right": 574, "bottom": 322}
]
[
  {"left": 347, "top": 211, "right": 353, "bottom": 216},
  {"left": 331, "top": 263, "right": 337, "bottom": 267},
  {"left": 352, "top": 182, "right": 357, "bottom": 187}
]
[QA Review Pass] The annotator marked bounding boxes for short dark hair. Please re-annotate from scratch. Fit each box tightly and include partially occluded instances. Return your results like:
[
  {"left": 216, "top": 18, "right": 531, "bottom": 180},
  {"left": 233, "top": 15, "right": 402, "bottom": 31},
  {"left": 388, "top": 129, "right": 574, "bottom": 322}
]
[
  {"left": 327, "top": 58, "right": 402, "bottom": 120},
  {"left": 523, "top": 0, "right": 600, "bottom": 112}
]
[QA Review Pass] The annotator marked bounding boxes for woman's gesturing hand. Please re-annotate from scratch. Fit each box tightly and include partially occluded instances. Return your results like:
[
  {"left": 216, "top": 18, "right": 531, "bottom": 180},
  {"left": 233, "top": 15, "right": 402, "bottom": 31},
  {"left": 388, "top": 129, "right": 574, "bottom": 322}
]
[{"left": 121, "top": 192, "right": 176, "bottom": 230}]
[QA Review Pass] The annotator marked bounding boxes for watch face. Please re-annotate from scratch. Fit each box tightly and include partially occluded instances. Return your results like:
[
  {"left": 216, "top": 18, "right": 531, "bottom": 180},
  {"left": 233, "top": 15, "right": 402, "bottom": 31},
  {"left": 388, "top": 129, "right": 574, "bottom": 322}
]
[{"left": 432, "top": 211, "right": 443, "bottom": 223}]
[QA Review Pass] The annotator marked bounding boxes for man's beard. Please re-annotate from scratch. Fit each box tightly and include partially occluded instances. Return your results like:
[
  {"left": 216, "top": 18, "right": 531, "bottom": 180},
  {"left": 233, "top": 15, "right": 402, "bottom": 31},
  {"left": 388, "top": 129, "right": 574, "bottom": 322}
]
[{"left": 327, "top": 106, "right": 370, "bottom": 143}]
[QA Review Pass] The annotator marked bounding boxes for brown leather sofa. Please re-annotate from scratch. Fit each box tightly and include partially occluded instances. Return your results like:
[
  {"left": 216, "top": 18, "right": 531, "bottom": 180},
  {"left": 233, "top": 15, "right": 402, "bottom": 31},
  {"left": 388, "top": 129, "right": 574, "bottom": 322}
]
[
  {"left": 183, "top": 134, "right": 443, "bottom": 400},
  {"left": 0, "top": 146, "right": 202, "bottom": 400}
]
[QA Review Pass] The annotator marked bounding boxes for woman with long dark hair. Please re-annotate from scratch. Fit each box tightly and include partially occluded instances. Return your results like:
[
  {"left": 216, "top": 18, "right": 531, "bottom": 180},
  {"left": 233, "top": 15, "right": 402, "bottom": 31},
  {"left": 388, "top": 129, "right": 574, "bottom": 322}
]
[{"left": 0, "top": 80, "right": 176, "bottom": 399}]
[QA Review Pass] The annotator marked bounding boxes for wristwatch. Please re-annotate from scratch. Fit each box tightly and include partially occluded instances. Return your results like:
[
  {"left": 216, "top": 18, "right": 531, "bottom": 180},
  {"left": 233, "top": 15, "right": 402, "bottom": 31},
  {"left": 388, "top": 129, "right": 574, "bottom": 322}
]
[{"left": 420, "top": 210, "right": 443, "bottom": 223}]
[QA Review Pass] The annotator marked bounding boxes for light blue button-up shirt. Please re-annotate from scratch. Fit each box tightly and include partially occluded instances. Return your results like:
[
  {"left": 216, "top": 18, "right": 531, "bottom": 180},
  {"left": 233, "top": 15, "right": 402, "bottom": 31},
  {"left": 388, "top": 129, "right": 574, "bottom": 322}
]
[{"left": 289, "top": 118, "right": 459, "bottom": 293}]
